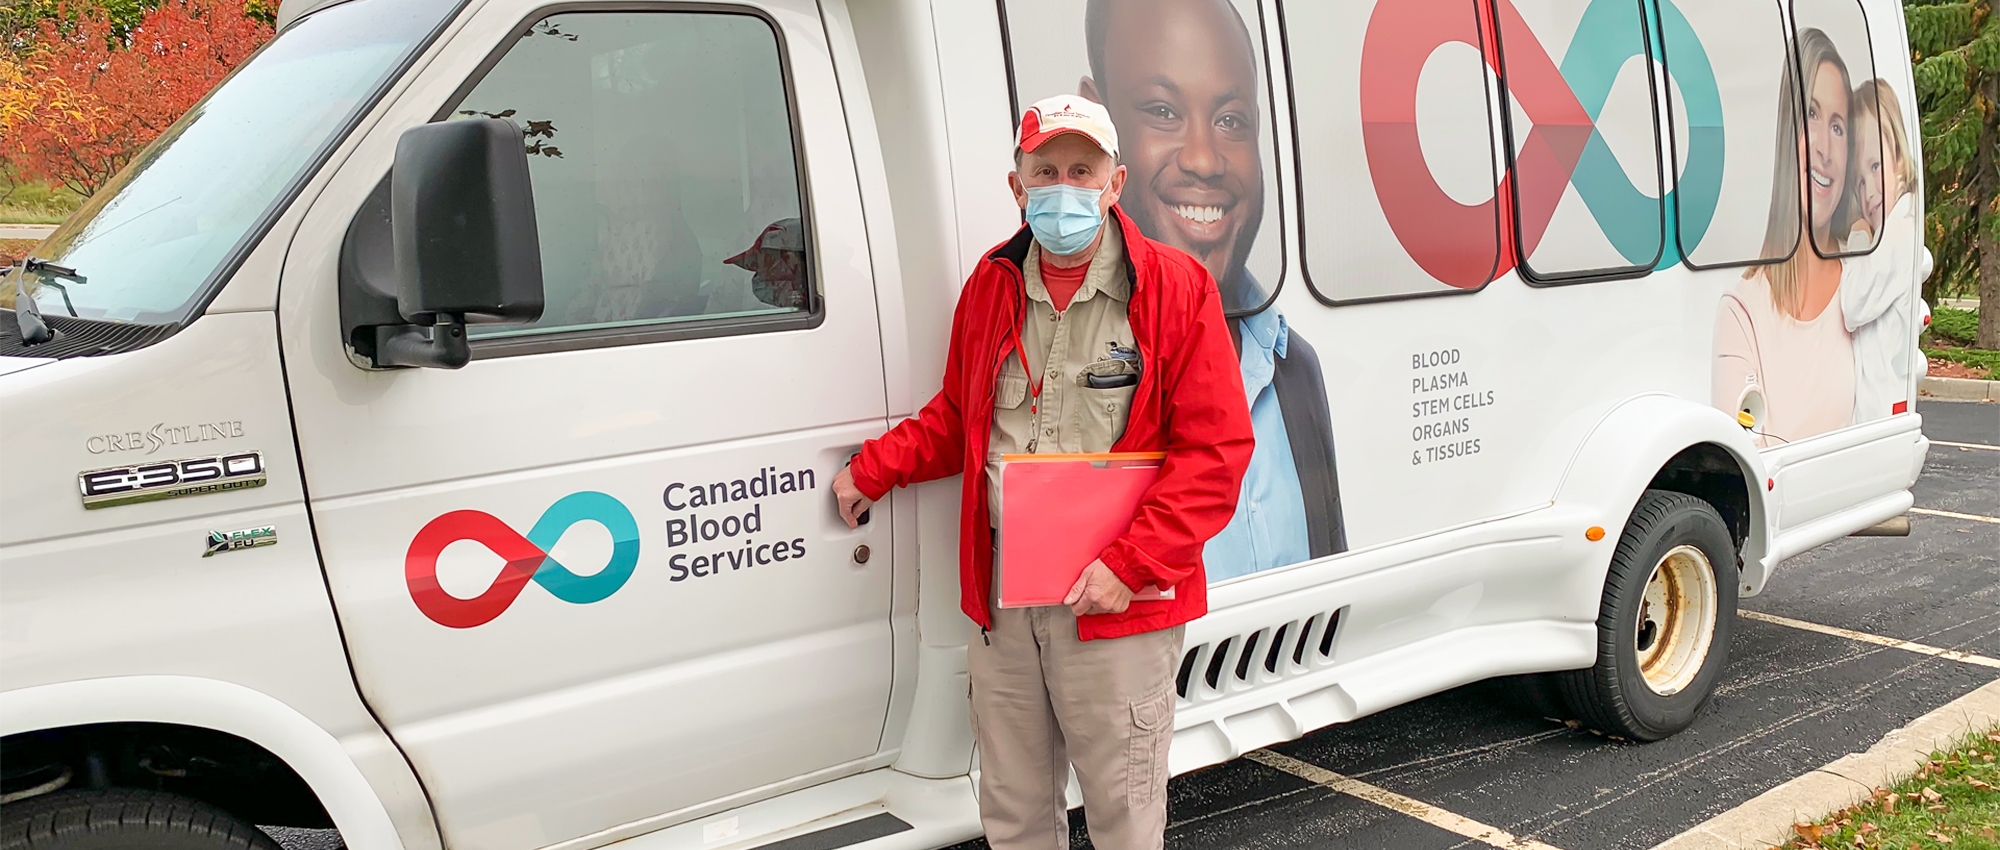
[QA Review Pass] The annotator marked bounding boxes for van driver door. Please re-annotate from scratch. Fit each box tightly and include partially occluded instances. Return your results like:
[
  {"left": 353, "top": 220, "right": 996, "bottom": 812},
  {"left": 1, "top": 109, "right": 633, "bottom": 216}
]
[{"left": 277, "top": 2, "right": 896, "bottom": 848}]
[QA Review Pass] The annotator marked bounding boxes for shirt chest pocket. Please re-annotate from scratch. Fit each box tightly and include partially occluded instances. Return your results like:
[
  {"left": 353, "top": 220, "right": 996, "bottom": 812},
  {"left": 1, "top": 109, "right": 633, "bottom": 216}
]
[
  {"left": 1076, "top": 346, "right": 1138, "bottom": 448},
  {"left": 1078, "top": 378, "right": 1136, "bottom": 450},
  {"left": 1080, "top": 384, "right": 1135, "bottom": 446},
  {"left": 995, "top": 359, "right": 1029, "bottom": 411}
]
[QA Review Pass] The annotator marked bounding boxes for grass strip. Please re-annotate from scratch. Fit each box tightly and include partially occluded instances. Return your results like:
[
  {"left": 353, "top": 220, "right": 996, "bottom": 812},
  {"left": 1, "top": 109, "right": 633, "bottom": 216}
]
[
  {"left": 1782, "top": 725, "right": 2000, "bottom": 849},
  {"left": 1926, "top": 347, "right": 2000, "bottom": 379},
  {"left": 0, "top": 182, "right": 85, "bottom": 225}
]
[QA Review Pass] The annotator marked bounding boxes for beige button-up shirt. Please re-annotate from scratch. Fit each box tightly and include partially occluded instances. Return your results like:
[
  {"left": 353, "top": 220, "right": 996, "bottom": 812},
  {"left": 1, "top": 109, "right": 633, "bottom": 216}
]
[{"left": 986, "top": 225, "right": 1140, "bottom": 527}]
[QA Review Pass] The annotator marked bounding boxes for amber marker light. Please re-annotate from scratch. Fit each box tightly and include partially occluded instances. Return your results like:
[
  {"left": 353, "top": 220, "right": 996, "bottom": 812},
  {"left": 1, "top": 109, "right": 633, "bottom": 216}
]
[{"left": 1585, "top": 526, "right": 1606, "bottom": 541}]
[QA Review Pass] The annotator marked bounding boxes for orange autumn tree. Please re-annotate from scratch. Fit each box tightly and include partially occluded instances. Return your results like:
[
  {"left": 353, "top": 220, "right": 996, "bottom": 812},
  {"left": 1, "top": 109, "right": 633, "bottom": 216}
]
[{"left": 1, "top": 0, "right": 272, "bottom": 196}]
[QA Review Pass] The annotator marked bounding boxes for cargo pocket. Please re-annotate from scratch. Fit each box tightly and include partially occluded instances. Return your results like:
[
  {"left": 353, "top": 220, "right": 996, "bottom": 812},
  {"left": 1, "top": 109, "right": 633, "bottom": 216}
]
[
  {"left": 966, "top": 679, "right": 981, "bottom": 750},
  {"left": 1126, "top": 682, "right": 1174, "bottom": 808}
]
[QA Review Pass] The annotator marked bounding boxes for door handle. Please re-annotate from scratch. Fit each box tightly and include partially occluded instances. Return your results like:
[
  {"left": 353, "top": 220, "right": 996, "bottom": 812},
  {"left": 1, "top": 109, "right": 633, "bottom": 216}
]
[{"left": 846, "top": 451, "right": 870, "bottom": 525}]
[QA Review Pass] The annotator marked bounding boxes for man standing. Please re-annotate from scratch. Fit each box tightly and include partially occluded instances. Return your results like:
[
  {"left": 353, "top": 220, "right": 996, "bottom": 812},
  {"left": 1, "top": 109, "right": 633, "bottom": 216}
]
[
  {"left": 831, "top": 96, "right": 1252, "bottom": 850},
  {"left": 1080, "top": 0, "right": 1347, "bottom": 578}
]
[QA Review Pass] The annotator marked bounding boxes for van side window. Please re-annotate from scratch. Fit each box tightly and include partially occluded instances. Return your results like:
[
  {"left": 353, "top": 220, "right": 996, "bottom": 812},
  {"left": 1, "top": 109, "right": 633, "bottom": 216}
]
[
  {"left": 447, "top": 11, "right": 811, "bottom": 345},
  {"left": 1791, "top": 0, "right": 1890, "bottom": 259},
  {"left": 1660, "top": 0, "right": 1798, "bottom": 270},
  {"left": 1282, "top": 0, "right": 1505, "bottom": 303},
  {"left": 1492, "top": 0, "right": 1665, "bottom": 283}
]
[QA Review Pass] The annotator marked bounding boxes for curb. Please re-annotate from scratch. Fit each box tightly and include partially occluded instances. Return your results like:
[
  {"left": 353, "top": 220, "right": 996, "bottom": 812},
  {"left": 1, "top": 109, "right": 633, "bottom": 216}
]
[
  {"left": 1650, "top": 677, "right": 2000, "bottom": 850},
  {"left": 1919, "top": 376, "right": 2000, "bottom": 402}
]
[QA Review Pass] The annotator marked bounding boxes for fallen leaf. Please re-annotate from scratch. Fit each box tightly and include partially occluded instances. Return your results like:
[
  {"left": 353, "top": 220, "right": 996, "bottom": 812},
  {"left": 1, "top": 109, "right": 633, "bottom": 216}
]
[
  {"left": 1981, "top": 826, "right": 1997, "bottom": 840},
  {"left": 1926, "top": 830, "right": 1952, "bottom": 844},
  {"left": 1881, "top": 794, "right": 1897, "bottom": 814},
  {"left": 1921, "top": 786, "right": 1942, "bottom": 803},
  {"left": 1796, "top": 822, "right": 1825, "bottom": 842},
  {"left": 1968, "top": 777, "right": 1993, "bottom": 790}
]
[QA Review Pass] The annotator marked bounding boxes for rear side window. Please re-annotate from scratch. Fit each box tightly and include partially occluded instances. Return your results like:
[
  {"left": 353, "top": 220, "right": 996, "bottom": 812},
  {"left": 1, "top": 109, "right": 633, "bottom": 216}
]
[
  {"left": 1660, "top": 0, "right": 1798, "bottom": 269},
  {"left": 1791, "top": 0, "right": 1889, "bottom": 259},
  {"left": 1491, "top": 0, "right": 1666, "bottom": 282},
  {"left": 447, "top": 11, "right": 812, "bottom": 344},
  {"left": 1283, "top": 0, "right": 1506, "bottom": 303}
]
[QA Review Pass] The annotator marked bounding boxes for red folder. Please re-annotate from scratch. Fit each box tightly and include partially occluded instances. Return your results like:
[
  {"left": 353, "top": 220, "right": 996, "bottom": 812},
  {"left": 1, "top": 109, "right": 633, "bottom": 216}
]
[{"left": 997, "top": 452, "right": 1174, "bottom": 608}]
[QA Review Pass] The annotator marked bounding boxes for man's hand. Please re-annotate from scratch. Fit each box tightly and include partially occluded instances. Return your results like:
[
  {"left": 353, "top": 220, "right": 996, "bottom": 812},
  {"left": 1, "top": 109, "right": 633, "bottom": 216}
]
[
  {"left": 1065, "top": 559, "right": 1134, "bottom": 617},
  {"left": 833, "top": 465, "right": 875, "bottom": 529}
]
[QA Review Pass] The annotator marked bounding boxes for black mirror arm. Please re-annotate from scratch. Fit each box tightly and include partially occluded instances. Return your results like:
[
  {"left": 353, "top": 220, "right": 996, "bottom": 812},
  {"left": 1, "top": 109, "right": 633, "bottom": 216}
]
[
  {"left": 373, "top": 315, "right": 470, "bottom": 369},
  {"left": 13, "top": 269, "right": 51, "bottom": 345}
]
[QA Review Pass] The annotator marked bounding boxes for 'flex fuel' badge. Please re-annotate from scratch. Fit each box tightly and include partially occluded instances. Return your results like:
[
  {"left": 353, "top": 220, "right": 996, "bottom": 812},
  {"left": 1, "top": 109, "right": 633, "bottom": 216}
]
[{"left": 205, "top": 526, "right": 277, "bottom": 557}]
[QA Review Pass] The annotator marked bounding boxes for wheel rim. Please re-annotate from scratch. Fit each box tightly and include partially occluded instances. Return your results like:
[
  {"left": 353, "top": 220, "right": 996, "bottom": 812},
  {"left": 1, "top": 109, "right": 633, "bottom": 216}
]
[{"left": 1634, "top": 544, "right": 1717, "bottom": 696}]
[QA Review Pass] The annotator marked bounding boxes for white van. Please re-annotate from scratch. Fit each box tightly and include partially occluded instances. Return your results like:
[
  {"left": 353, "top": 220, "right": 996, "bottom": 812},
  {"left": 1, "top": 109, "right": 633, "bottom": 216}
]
[{"left": 0, "top": 0, "right": 1930, "bottom": 847}]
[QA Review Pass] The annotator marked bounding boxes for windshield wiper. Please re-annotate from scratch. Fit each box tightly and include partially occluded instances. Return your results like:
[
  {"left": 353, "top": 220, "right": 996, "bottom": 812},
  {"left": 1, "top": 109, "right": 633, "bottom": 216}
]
[{"left": 11, "top": 258, "right": 87, "bottom": 345}]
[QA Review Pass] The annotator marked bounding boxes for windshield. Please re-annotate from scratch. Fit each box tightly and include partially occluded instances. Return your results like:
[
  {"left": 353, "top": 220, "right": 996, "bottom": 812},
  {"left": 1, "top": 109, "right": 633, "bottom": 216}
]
[{"left": 1, "top": 0, "right": 461, "bottom": 326}]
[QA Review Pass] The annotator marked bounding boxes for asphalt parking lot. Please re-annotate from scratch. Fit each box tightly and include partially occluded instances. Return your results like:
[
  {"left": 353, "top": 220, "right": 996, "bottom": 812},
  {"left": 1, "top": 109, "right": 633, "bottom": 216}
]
[
  {"left": 947, "top": 398, "right": 1998, "bottom": 850},
  {"left": 272, "top": 401, "right": 1997, "bottom": 850}
]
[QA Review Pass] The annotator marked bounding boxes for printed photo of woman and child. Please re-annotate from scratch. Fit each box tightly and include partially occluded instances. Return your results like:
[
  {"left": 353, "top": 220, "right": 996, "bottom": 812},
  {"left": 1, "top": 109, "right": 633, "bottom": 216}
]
[{"left": 1713, "top": 26, "right": 1921, "bottom": 447}]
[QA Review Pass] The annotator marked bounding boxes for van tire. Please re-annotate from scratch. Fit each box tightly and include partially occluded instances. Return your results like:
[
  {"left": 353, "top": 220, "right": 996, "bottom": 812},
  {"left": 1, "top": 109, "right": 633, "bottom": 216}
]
[
  {"left": 1560, "top": 489, "right": 1737, "bottom": 742},
  {"left": 0, "top": 789, "right": 282, "bottom": 850}
]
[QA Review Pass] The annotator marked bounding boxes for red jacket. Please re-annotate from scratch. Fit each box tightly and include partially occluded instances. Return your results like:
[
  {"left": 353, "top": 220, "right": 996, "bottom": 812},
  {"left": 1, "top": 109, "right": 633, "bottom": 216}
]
[{"left": 849, "top": 209, "right": 1254, "bottom": 640}]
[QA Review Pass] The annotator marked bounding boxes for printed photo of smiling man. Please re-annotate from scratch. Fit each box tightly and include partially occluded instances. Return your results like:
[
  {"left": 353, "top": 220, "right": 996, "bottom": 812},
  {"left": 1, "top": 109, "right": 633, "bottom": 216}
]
[{"left": 1000, "top": 0, "right": 1347, "bottom": 580}]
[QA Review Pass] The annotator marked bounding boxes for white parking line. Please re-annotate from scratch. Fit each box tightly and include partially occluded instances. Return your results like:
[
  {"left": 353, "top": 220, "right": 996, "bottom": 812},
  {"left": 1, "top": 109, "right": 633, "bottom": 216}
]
[
  {"left": 1738, "top": 610, "right": 2000, "bottom": 669},
  {"left": 1244, "top": 749, "right": 1567, "bottom": 850},
  {"left": 1931, "top": 440, "right": 2000, "bottom": 452},
  {"left": 1909, "top": 507, "right": 2000, "bottom": 525}
]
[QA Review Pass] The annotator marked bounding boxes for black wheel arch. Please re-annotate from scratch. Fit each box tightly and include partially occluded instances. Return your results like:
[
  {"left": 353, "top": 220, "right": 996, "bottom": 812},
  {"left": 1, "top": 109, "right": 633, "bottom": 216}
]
[
  {"left": 1, "top": 723, "right": 331, "bottom": 829},
  {"left": 1644, "top": 442, "right": 1754, "bottom": 564}
]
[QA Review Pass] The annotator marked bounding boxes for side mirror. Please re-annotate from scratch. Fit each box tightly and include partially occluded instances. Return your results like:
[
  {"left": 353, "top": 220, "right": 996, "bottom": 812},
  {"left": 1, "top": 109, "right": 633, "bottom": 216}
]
[{"left": 339, "top": 118, "right": 544, "bottom": 369}]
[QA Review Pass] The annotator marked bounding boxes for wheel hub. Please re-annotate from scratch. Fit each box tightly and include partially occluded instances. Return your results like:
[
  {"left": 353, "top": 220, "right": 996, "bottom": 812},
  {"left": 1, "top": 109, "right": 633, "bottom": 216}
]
[{"left": 1635, "top": 544, "right": 1718, "bottom": 696}]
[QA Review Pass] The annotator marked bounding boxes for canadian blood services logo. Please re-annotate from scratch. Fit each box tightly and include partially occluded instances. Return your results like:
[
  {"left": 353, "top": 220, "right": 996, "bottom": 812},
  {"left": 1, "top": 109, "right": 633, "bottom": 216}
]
[
  {"left": 1361, "top": 0, "right": 1722, "bottom": 286},
  {"left": 405, "top": 491, "right": 641, "bottom": 628}
]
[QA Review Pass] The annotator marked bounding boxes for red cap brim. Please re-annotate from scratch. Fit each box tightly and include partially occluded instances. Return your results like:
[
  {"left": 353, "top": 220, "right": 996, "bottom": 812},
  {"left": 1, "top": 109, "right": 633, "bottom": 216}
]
[{"left": 1020, "top": 126, "right": 1099, "bottom": 154}]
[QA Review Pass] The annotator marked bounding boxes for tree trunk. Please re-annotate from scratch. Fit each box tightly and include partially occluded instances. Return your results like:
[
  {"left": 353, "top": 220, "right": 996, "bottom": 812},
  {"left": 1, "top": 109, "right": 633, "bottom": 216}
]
[
  {"left": 1981, "top": 218, "right": 2000, "bottom": 349},
  {"left": 1978, "top": 74, "right": 2000, "bottom": 350}
]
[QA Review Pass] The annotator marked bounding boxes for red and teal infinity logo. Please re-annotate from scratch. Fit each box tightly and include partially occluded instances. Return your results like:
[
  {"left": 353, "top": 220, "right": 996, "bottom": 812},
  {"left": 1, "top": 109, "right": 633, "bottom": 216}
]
[
  {"left": 1361, "top": 0, "right": 1722, "bottom": 286},
  {"left": 405, "top": 492, "right": 641, "bottom": 628}
]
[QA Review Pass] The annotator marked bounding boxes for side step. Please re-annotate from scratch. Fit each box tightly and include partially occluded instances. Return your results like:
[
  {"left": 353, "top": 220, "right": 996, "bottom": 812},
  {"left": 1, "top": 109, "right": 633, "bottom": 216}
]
[
  {"left": 749, "top": 813, "right": 911, "bottom": 850},
  {"left": 602, "top": 770, "right": 981, "bottom": 850}
]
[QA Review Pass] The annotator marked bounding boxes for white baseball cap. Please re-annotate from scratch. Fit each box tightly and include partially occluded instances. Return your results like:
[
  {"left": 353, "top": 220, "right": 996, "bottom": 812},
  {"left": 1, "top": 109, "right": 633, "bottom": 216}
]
[{"left": 1018, "top": 95, "right": 1119, "bottom": 160}]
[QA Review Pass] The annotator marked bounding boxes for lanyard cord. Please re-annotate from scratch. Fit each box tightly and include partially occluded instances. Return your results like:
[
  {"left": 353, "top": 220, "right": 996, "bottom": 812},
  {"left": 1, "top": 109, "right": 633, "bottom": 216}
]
[{"left": 1010, "top": 322, "right": 1045, "bottom": 417}]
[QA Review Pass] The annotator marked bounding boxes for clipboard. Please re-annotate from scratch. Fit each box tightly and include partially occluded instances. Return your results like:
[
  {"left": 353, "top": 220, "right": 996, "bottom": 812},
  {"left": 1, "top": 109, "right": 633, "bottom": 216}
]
[{"left": 995, "top": 452, "right": 1175, "bottom": 608}]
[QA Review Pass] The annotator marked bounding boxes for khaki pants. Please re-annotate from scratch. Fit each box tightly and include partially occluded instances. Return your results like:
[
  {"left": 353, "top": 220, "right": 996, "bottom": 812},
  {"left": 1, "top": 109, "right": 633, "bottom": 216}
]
[{"left": 968, "top": 604, "right": 1184, "bottom": 850}]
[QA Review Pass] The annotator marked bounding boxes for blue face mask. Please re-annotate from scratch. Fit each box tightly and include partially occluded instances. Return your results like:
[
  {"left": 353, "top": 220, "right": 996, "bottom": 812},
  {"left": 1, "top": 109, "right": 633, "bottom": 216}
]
[{"left": 1024, "top": 182, "right": 1107, "bottom": 256}]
